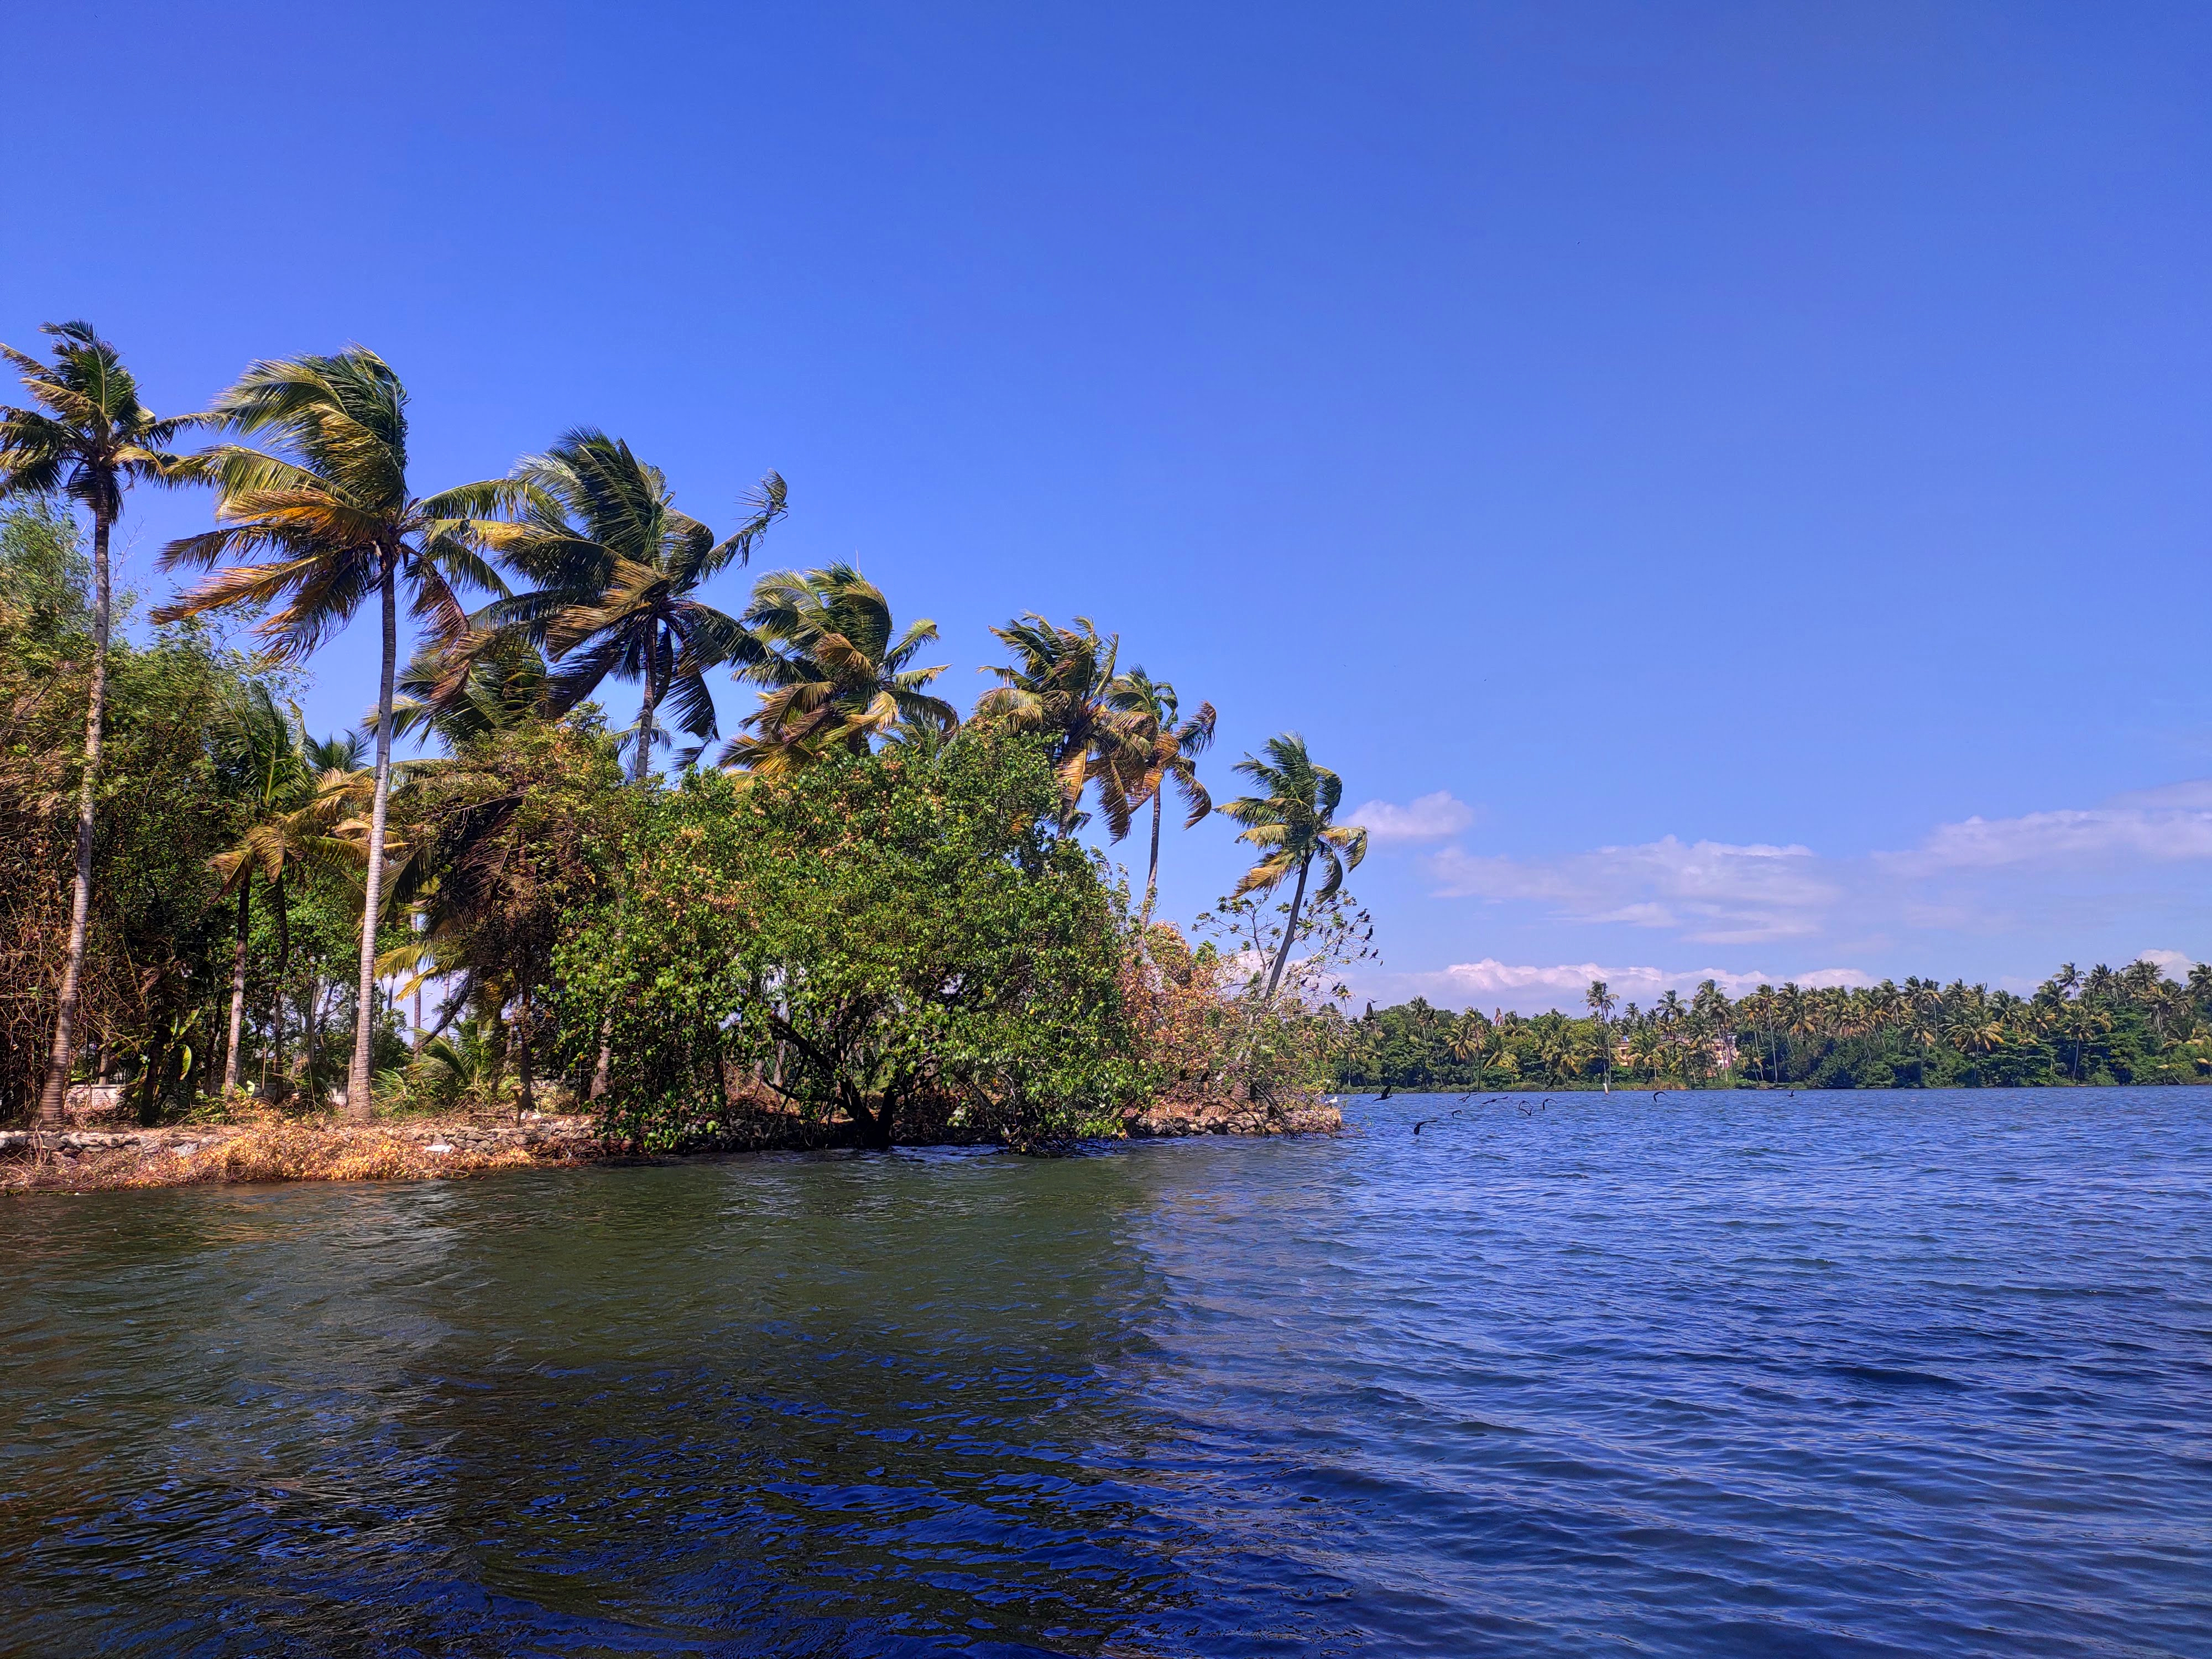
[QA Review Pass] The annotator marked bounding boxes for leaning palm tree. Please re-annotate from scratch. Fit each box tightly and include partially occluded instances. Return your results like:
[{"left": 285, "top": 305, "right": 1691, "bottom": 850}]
[
  {"left": 154, "top": 347, "right": 513, "bottom": 1119},
  {"left": 722, "top": 562, "right": 957, "bottom": 774},
  {"left": 1218, "top": 733, "right": 1368, "bottom": 1002},
  {"left": 975, "top": 614, "right": 1144, "bottom": 834},
  {"left": 1106, "top": 667, "right": 1214, "bottom": 924},
  {"left": 1, "top": 322, "right": 197, "bottom": 1123},
  {"left": 474, "top": 429, "right": 784, "bottom": 782}
]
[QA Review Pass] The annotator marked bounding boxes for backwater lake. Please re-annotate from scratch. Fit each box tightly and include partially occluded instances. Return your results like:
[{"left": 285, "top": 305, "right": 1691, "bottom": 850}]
[{"left": 2, "top": 1089, "right": 2207, "bottom": 1657}]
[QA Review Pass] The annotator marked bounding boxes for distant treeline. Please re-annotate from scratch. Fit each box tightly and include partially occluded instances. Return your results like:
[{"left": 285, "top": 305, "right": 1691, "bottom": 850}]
[{"left": 1339, "top": 965, "right": 2212, "bottom": 1091}]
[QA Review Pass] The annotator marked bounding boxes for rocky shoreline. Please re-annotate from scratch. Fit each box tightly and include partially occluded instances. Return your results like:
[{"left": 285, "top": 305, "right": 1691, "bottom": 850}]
[{"left": 1, "top": 1097, "right": 1343, "bottom": 1192}]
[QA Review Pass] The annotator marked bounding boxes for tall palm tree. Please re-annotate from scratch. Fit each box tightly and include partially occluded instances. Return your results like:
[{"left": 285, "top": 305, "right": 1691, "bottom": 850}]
[
  {"left": 722, "top": 563, "right": 957, "bottom": 774},
  {"left": 209, "top": 685, "right": 303, "bottom": 1096},
  {"left": 976, "top": 614, "right": 1143, "bottom": 835},
  {"left": 1585, "top": 979, "right": 1618, "bottom": 1091},
  {"left": 1219, "top": 733, "right": 1368, "bottom": 1001},
  {"left": 476, "top": 430, "right": 785, "bottom": 782},
  {"left": 1, "top": 322, "right": 196, "bottom": 1124},
  {"left": 154, "top": 347, "right": 513, "bottom": 1118},
  {"left": 1107, "top": 668, "right": 1215, "bottom": 924}
]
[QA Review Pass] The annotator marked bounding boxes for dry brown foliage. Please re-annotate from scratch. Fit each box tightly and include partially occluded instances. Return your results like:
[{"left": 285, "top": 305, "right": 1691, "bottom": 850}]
[{"left": 0, "top": 1114, "right": 569, "bottom": 1193}]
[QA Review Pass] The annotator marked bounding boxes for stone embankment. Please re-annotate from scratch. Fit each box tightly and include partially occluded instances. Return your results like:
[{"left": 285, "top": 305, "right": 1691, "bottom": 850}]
[{"left": 1125, "top": 1097, "right": 1345, "bottom": 1136}]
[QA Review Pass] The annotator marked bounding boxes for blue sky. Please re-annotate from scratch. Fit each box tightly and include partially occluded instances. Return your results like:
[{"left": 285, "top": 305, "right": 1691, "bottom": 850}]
[{"left": 8, "top": 3, "right": 2210, "bottom": 1009}]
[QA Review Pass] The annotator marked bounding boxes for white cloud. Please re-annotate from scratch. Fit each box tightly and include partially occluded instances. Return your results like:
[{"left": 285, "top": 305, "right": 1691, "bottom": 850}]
[
  {"left": 1347, "top": 790, "right": 1478, "bottom": 843},
  {"left": 2138, "top": 948, "right": 2196, "bottom": 978},
  {"left": 1428, "top": 836, "right": 1835, "bottom": 943}
]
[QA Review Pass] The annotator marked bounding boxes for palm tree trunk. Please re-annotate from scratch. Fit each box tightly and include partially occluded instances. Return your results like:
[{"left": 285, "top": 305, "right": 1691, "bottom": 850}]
[
  {"left": 1262, "top": 855, "right": 1312, "bottom": 1003},
  {"left": 348, "top": 562, "right": 398, "bottom": 1120},
  {"left": 1142, "top": 791, "right": 1163, "bottom": 927},
  {"left": 37, "top": 507, "right": 114, "bottom": 1126},
  {"left": 273, "top": 874, "right": 291, "bottom": 1098},
  {"left": 486, "top": 1005, "right": 508, "bottom": 1107},
  {"left": 222, "top": 877, "right": 252, "bottom": 1094},
  {"left": 593, "top": 658, "right": 661, "bottom": 1094},
  {"left": 634, "top": 644, "right": 660, "bottom": 785},
  {"left": 513, "top": 993, "right": 535, "bottom": 1120}
]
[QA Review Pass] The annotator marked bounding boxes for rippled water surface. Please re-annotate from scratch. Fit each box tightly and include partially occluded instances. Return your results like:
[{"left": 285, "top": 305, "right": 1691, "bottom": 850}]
[{"left": 3, "top": 1090, "right": 2209, "bottom": 1656}]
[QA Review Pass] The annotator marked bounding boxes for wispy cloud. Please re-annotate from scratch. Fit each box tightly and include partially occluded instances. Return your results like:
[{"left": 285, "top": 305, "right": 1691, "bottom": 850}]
[
  {"left": 1392, "top": 779, "right": 2212, "bottom": 988},
  {"left": 1428, "top": 837, "right": 1835, "bottom": 943},
  {"left": 1876, "top": 795, "right": 2212, "bottom": 875},
  {"left": 1347, "top": 790, "right": 1478, "bottom": 843},
  {"left": 1411, "top": 779, "right": 2212, "bottom": 951}
]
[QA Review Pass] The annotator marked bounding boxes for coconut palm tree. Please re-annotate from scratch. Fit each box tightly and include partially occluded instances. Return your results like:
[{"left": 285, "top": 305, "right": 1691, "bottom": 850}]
[
  {"left": 473, "top": 430, "right": 785, "bottom": 782},
  {"left": 1218, "top": 733, "right": 1368, "bottom": 1002},
  {"left": 1, "top": 322, "right": 197, "bottom": 1123},
  {"left": 1585, "top": 979, "right": 1618, "bottom": 1090},
  {"left": 208, "top": 688, "right": 357, "bottom": 1099},
  {"left": 154, "top": 347, "right": 514, "bottom": 1118},
  {"left": 1447, "top": 1009, "right": 1490, "bottom": 1072},
  {"left": 722, "top": 563, "right": 957, "bottom": 774},
  {"left": 975, "top": 614, "right": 1144, "bottom": 835},
  {"left": 209, "top": 685, "right": 304, "bottom": 1096},
  {"left": 1107, "top": 668, "right": 1215, "bottom": 924}
]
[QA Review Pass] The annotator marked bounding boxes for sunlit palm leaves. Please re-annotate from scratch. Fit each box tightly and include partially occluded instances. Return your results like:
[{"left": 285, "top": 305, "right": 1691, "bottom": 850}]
[
  {"left": 474, "top": 429, "right": 784, "bottom": 781},
  {"left": 975, "top": 613, "right": 1145, "bottom": 834},
  {"left": 722, "top": 562, "right": 956, "bottom": 775},
  {"left": 1, "top": 321, "right": 195, "bottom": 518},
  {"left": 154, "top": 349, "right": 509, "bottom": 669},
  {"left": 1219, "top": 733, "right": 1368, "bottom": 1001},
  {"left": 1106, "top": 667, "right": 1215, "bottom": 921}
]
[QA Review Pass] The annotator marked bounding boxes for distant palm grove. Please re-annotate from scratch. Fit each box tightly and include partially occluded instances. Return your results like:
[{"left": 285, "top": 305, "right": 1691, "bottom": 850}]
[
  {"left": 1, "top": 324, "right": 1372, "bottom": 1143},
  {"left": 1341, "top": 962, "right": 2212, "bottom": 1093}
]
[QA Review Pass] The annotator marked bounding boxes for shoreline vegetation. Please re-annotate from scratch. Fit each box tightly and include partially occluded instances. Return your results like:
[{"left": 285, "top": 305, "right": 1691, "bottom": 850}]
[
  {"left": 6, "top": 324, "right": 2192, "bottom": 1188},
  {"left": 3, "top": 325, "right": 1373, "bottom": 1162},
  {"left": 1343, "top": 962, "right": 2212, "bottom": 1092}
]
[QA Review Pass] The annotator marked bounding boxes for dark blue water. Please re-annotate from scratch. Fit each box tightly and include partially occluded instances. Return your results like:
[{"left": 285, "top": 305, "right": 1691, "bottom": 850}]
[{"left": 2, "top": 1089, "right": 2207, "bottom": 1656}]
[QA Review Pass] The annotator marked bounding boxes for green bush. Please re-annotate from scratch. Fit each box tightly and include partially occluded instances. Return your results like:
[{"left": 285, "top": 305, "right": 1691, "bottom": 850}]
[{"left": 559, "top": 733, "right": 1135, "bottom": 1149}]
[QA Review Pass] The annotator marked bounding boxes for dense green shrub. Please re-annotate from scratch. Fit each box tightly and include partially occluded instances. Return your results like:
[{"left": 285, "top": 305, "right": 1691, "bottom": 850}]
[{"left": 559, "top": 734, "right": 1136, "bottom": 1149}]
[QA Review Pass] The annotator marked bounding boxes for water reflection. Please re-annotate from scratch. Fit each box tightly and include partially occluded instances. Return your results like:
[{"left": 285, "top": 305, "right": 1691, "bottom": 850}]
[
  {"left": 4, "top": 1150, "right": 1202, "bottom": 1654},
  {"left": 4, "top": 1095, "right": 2209, "bottom": 1656}
]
